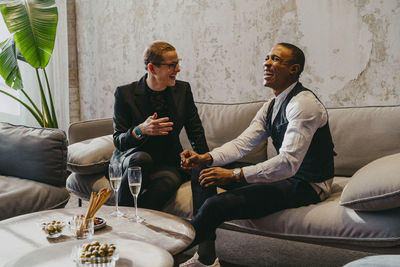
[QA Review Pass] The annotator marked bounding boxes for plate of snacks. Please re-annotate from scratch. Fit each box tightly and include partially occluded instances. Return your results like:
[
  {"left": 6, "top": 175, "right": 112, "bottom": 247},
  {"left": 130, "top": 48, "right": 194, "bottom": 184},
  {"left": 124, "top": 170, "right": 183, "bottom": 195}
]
[{"left": 94, "top": 216, "right": 106, "bottom": 230}]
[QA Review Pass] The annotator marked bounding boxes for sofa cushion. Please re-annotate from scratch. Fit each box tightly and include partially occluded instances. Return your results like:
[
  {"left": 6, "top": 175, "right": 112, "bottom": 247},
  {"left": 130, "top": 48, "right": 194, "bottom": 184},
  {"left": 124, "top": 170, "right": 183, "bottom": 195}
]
[
  {"left": 327, "top": 106, "right": 400, "bottom": 176},
  {"left": 180, "top": 101, "right": 267, "bottom": 164},
  {"left": 0, "top": 175, "right": 70, "bottom": 220},
  {"left": 67, "top": 135, "right": 114, "bottom": 174},
  {"left": 339, "top": 153, "right": 400, "bottom": 211},
  {"left": 0, "top": 122, "right": 68, "bottom": 187},
  {"left": 164, "top": 177, "right": 400, "bottom": 247}
]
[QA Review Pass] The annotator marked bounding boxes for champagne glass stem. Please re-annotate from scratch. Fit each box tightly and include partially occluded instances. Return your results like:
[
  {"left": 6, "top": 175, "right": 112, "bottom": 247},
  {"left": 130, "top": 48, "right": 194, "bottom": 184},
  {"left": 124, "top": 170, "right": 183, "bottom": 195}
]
[
  {"left": 134, "top": 195, "right": 138, "bottom": 218},
  {"left": 115, "top": 189, "right": 119, "bottom": 213}
]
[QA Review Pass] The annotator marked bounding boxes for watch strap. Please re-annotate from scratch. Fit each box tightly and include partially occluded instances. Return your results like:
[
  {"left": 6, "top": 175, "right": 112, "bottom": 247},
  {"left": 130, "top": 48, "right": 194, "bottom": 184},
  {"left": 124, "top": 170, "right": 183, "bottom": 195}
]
[{"left": 134, "top": 126, "right": 143, "bottom": 138}]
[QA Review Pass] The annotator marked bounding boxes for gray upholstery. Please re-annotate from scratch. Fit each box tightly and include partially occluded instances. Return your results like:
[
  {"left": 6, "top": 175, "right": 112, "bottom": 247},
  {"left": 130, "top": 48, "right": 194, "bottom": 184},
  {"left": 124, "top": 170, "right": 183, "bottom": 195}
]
[
  {"left": 66, "top": 103, "right": 400, "bottom": 252},
  {"left": 0, "top": 122, "right": 70, "bottom": 220},
  {"left": 163, "top": 177, "right": 400, "bottom": 248},
  {"left": 0, "top": 175, "right": 70, "bottom": 220},
  {"left": 0, "top": 122, "right": 68, "bottom": 187}
]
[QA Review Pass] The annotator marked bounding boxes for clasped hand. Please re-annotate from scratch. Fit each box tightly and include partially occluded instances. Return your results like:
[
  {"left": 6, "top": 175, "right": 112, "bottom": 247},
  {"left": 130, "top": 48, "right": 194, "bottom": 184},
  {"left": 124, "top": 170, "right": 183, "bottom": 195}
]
[
  {"left": 180, "top": 150, "right": 235, "bottom": 187},
  {"left": 140, "top": 112, "right": 173, "bottom": 136}
]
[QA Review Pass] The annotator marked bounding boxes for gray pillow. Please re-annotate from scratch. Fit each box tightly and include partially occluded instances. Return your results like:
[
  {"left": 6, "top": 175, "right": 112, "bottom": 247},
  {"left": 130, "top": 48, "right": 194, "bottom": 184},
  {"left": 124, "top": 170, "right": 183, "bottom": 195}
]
[
  {"left": 0, "top": 122, "right": 68, "bottom": 187},
  {"left": 339, "top": 153, "right": 400, "bottom": 211},
  {"left": 67, "top": 135, "right": 114, "bottom": 174}
]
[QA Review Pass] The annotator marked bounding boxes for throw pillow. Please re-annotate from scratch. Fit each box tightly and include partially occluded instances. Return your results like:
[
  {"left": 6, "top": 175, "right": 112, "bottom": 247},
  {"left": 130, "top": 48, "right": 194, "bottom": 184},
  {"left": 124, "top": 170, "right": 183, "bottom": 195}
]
[
  {"left": 339, "top": 153, "right": 400, "bottom": 211},
  {"left": 0, "top": 122, "right": 68, "bottom": 187},
  {"left": 67, "top": 135, "right": 114, "bottom": 174}
]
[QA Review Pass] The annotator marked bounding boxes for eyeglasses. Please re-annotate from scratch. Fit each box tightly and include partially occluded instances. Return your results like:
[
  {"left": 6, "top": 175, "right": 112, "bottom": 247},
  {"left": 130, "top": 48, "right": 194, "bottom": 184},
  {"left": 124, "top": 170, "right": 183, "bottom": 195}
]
[{"left": 154, "top": 59, "right": 181, "bottom": 69}]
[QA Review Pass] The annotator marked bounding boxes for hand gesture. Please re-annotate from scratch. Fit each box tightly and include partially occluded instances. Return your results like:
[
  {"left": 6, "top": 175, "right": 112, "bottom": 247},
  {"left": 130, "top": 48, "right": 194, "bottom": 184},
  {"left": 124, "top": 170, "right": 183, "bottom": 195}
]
[
  {"left": 199, "top": 167, "right": 236, "bottom": 187},
  {"left": 180, "top": 150, "right": 211, "bottom": 170},
  {"left": 139, "top": 112, "right": 173, "bottom": 136}
]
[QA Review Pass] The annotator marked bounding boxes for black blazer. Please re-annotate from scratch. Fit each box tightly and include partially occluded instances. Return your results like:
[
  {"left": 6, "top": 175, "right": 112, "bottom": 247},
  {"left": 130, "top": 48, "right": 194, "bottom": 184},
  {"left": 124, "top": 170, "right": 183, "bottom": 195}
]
[{"left": 111, "top": 74, "right": 209, "bottom": 165}]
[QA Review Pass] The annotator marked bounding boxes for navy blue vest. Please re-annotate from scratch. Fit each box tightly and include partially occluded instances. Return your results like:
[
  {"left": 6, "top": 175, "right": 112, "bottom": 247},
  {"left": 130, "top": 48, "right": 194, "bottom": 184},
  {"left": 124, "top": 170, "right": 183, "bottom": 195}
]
[{"left": 266, "top": 83, "right": 335, "bottom": 183}]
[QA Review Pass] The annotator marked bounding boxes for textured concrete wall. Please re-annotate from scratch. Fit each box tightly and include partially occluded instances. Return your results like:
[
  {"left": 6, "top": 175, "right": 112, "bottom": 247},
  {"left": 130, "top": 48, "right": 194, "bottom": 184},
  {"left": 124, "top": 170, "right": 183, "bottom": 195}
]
[{"left": 74, "top": 0, "right": 400, "bottom": 120}]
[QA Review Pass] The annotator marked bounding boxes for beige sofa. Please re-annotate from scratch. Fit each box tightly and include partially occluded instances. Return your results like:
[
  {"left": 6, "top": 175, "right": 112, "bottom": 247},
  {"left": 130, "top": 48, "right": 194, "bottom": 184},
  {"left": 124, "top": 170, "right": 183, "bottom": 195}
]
[{"left": 66, "top": 102, "right": 400, "bottom": 253}]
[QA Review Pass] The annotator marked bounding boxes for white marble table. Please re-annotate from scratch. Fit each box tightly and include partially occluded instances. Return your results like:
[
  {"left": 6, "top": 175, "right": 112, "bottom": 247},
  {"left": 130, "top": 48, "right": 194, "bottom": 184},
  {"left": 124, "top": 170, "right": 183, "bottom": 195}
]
[{"left": 0, "top": 206, "right": 195, "bottom": 266}]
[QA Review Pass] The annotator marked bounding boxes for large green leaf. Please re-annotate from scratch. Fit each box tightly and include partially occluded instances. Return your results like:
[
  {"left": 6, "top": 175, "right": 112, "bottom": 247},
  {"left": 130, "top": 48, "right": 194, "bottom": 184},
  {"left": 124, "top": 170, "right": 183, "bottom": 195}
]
[
  {"left": 0, "top": 36, "right": 22, "bottom": 89},
  {"left": 0, "top": 0, "right": 58, "bottom": 69}
]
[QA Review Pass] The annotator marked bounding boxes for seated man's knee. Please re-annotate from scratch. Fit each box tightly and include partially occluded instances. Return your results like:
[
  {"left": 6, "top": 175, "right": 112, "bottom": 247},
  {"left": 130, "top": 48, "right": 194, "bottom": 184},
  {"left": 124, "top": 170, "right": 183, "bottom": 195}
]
[
  {"left": 201, "top": 194, "right": 228, "bottom": 215},
  {"left": 126, "top": 151, "right": 153, "bottom": 169}
]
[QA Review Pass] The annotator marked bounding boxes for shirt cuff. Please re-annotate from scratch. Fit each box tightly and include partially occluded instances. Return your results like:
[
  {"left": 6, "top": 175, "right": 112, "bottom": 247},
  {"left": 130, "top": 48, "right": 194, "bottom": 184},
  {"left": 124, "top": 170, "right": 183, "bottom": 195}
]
[
  {"left": 242, "top": 165, "right": 262, "bottom": 183},
  {"left": 209, "top": 151, "right": 222, "bottom": 166}
]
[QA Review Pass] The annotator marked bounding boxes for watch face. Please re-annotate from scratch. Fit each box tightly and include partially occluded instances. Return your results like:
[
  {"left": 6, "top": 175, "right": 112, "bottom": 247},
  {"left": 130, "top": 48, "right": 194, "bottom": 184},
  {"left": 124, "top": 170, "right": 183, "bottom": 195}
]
[{"left": 134, "top": 127, "right": 142, "bottom": 137}]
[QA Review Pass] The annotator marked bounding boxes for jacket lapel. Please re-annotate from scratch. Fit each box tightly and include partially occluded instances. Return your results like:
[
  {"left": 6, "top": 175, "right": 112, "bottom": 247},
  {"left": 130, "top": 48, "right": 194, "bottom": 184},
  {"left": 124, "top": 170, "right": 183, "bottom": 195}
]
[{"left": 134, "top": 75, "right": 152, "bottom": 121}]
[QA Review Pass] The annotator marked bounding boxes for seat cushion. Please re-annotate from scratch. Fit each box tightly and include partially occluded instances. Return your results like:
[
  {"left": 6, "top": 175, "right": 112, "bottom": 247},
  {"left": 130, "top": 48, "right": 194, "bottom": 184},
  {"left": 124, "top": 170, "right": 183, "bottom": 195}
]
[
  {"left": 339, "top": 153, "right": 400, "bottom": 211},
  {"left": 67, "top": 135, "right": 114, "bottom": 174},
  {"left": 0, "top": 122, "right": 68, "bottom": 187},
  {"left": 0, "top": 175, "right": 70, "bottom": 220},
  {"left": 163, "top": 177, "right": 400, "bottom": 248}
]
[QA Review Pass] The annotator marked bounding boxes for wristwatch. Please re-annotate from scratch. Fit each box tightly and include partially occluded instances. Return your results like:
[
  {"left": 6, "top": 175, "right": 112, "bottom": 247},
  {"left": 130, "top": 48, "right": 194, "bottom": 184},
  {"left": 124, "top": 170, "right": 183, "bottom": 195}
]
[
  {"left": 233, "top": 168, "right": 241, "bottom": 182},
  {"left": 133, "top": 126, "right": 143, "bottom": 138}
]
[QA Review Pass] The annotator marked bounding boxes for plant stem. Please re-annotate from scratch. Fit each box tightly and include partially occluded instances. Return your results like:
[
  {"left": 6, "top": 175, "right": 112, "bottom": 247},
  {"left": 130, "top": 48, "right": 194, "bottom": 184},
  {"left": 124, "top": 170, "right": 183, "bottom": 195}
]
[
  {"left": 0, "top": 89, "right": 43, "bottom": 126},
  {"left": 35, "top": 69, "right": 53, "bottom": 127},
  {"left": 43, "top": 69, "right": 58, "bottom": 128},
  {"left": 21, "top": 89, "right": 41, "bottom": 116}
]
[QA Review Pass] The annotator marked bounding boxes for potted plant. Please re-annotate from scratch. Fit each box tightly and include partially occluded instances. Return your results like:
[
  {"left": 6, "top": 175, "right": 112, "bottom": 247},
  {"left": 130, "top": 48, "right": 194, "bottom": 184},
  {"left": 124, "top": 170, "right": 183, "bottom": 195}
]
[{"left": 0, "top": 0, "right": 58, "bottom": 128}]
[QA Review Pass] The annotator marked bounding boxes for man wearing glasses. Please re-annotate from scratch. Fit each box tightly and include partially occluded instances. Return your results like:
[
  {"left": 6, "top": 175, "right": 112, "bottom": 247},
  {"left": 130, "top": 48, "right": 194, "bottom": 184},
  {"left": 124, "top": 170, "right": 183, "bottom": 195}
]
[
  {"left": 111, "top": 41, "right": 209, "bottom": 210},
  {"left": 180, "top": 43, "right": 335, "bottom": 267}
]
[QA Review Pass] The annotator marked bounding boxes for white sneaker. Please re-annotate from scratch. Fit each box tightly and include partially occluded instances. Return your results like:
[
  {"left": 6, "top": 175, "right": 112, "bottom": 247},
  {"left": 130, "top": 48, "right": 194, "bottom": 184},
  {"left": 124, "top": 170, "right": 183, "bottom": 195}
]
[{"left": 179, "top": 252, "right": 221, "bottom": 267}]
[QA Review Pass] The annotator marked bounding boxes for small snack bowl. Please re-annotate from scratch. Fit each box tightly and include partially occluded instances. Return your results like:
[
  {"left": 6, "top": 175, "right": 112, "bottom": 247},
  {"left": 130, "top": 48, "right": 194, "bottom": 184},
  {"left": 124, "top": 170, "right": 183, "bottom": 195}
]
[
  {"left": 41, "top": 220, "right": 65, "bottom": 238},
  {"left": 72, "top": 240, "right": 119, "bottom": 267}
]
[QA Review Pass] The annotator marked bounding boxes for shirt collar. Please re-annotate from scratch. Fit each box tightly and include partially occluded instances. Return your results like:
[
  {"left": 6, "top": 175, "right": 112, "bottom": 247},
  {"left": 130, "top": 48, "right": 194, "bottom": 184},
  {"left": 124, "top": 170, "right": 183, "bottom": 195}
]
[{"left": 274, "top": 81, "right": 298, "bottom": 102}]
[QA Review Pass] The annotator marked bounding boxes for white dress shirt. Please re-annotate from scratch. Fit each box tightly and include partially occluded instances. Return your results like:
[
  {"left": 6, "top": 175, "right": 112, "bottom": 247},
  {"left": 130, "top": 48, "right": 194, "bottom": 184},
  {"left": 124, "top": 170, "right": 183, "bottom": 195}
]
[{"left": 209, "top": 82, "right": 332, "bottom": 200}]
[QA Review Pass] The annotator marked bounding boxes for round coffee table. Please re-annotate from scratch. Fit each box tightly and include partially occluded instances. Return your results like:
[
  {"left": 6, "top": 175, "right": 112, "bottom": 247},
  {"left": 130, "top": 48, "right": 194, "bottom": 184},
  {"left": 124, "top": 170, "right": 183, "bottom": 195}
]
[{"left": 0, "top": 206, "right": 195, "bottom": 265}]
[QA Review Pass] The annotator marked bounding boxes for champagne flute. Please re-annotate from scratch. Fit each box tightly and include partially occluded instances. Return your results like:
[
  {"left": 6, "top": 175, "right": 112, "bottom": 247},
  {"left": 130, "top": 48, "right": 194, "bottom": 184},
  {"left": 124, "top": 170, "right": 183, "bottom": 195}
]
[
  {"left": 109, "top": 163, "right": 124, "bottom": 217},
  {"left": 127, "top": 166, "right": 144, "bottom": 223}
]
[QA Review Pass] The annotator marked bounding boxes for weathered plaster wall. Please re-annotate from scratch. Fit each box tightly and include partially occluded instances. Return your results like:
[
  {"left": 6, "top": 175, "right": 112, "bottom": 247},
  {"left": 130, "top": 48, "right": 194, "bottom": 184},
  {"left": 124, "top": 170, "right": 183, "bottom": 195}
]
[{"left": 74, "top": 0, "right": 400, "bottom": 120}]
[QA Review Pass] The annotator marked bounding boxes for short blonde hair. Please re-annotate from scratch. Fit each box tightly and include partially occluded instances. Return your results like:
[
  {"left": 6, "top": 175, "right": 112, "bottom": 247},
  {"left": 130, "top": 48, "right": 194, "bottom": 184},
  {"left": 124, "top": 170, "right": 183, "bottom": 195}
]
[{"left": 143, "top": 41, "right": 176, "bottom": 70}]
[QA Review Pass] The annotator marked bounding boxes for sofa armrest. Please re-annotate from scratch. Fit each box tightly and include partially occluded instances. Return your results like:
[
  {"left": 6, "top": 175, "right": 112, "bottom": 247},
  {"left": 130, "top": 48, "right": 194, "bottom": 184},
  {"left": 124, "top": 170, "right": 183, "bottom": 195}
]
[{"left": 68, "top": 118, "right": 113, "bottom": 144}]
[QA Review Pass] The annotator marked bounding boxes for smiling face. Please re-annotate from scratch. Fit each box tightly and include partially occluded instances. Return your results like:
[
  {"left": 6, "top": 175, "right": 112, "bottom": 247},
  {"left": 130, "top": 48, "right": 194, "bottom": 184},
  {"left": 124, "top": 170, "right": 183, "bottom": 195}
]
[
  {"left": 152, "top": 50, "right": 181, "bottom": 89},
  {"left": 263, "top": 44, "right": 299, "bottom": 95}
]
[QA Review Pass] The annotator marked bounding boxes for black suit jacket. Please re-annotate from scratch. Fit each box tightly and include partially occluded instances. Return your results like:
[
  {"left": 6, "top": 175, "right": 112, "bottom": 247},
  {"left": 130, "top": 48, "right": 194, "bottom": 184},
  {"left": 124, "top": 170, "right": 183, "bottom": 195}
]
[{"left": 111, "top": 74, "right": 209, "bottom": 166}]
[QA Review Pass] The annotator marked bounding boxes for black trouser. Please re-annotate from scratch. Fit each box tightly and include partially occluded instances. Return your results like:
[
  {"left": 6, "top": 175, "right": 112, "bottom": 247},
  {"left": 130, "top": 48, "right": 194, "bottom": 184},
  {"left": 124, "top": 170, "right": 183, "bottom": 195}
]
[
  {"left": 118, "top": 151, "right": 186, "bottom": 210},
  {"left": 190, "top": 165, "right": 321, "bottom": 244}
]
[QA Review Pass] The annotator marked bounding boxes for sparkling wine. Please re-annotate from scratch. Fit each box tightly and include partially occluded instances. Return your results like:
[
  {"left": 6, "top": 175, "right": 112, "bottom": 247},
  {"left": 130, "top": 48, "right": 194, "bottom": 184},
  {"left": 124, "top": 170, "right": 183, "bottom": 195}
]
[
  {"left": 129, "top": 183, "right": 141, "bottom": 196},
  {"left": 110, "top": 177, "right": 121, "bottom": 190}
]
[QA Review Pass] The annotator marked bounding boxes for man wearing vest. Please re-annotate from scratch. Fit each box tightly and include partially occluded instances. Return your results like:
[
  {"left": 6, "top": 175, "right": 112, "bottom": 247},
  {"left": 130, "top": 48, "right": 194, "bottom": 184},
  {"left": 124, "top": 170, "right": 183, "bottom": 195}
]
[{"left": 179, "top": 43, "right": 335, "bottom": 267}]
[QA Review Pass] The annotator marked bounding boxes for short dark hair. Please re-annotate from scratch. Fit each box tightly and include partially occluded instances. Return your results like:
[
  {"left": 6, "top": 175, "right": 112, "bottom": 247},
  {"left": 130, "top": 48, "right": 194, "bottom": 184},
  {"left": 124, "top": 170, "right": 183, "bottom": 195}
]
[
  {"left": 143, "top": 41, "right": 176, "bottom": 70},
  {"left": 277, "top": 42, "right": 305, "bottom": 78}
]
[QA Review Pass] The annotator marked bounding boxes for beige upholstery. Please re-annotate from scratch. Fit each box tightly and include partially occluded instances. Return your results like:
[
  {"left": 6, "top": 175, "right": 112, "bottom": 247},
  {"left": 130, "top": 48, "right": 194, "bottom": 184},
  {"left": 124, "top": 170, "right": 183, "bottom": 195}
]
[
  {"left": 66, "top": 103, "right": 400, "bottom": 252},
  {"left": 340, "top": 153, "right": 400, "bottom": 211},
  {"left": 328, "top": 106, "right": 400, "bottom": 176}
]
